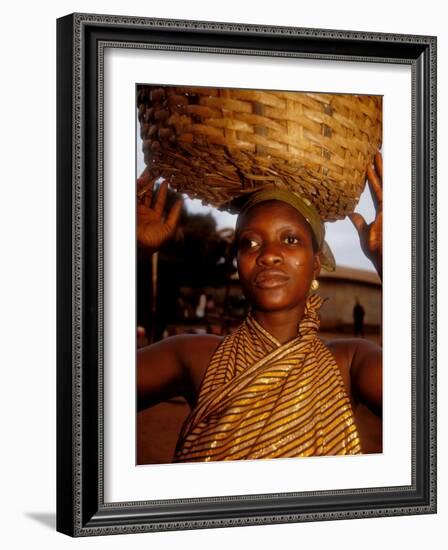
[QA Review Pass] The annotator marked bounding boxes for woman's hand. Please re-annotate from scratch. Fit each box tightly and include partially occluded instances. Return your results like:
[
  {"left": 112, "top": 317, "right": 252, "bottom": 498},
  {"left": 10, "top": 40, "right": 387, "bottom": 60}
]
[
  {"left": 349, "top": 152, "right": 383, "bottom": 279},
  {"left": 137, "top": 170, "right": 183, "bottom": 252}
]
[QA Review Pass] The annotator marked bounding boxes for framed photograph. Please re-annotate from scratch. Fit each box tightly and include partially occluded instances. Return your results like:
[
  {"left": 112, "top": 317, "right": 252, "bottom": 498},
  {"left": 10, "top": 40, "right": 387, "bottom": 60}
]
[{"left": 56, "top": 13, "right": 436, "bottom": 536}]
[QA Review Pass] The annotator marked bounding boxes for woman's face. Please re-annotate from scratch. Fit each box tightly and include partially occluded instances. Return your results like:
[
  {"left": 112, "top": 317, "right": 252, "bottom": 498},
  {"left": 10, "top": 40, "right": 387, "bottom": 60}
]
[{"left": 236, "top": 200, "right": 321, "bottom": 313}]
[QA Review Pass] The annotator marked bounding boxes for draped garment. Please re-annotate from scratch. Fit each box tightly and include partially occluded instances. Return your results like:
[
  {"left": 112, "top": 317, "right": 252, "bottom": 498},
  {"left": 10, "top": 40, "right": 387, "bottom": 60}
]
[{"left": 175, "top": 294, "right": 362, "bottom": 462}]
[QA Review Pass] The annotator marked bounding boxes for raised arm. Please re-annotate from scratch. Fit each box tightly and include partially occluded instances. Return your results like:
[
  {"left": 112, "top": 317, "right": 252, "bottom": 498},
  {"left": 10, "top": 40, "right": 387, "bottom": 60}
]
[
  {"left": 350, "top": 151, "right": 383, "bottom": 280},
  {"left": 136, "top": 171, "right": 186, "bottom": 411}
]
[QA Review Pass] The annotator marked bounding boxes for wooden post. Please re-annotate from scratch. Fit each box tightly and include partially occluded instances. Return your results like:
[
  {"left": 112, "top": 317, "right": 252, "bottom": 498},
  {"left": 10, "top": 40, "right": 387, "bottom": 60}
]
[{"left": 150, "top": 251, "right": 158, "bottom": 343}]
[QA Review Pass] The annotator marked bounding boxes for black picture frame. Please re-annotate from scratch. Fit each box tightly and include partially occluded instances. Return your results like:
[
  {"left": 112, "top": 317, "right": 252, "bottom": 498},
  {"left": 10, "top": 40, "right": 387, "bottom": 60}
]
[{"left": 56, "top": 13, "right": 437, "bottom": 537}]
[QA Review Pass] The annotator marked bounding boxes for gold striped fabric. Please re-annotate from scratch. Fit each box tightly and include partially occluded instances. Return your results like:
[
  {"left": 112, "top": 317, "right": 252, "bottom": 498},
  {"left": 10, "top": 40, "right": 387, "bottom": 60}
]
[{"left": 174, "top": 294, "right": 362, "bottom": 462}]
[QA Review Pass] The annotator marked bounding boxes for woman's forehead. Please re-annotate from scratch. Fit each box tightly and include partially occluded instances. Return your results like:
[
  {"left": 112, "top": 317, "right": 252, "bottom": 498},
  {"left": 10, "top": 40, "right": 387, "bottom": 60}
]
[{"left": 237, "top": 200, "right": 311, "bottom": 232}]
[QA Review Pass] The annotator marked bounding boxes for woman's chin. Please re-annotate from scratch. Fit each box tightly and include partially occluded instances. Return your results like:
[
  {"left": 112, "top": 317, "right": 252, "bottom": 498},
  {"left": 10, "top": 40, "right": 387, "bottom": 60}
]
[{"left": 252, "top": 297, "right": 301, "bottom": 314}]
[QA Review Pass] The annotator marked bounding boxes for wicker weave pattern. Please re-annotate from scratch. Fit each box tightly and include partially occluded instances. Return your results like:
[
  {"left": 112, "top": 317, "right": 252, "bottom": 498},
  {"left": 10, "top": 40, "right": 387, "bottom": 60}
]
[{"left": 137, "top": 86, "right": 382, "bottom": 221}]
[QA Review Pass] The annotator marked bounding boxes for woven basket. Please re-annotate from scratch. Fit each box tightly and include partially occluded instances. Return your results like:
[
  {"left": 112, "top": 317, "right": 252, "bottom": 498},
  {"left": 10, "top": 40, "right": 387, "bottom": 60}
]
[{"left": 137, "top": 86, "right": 382, "bottom": 221}]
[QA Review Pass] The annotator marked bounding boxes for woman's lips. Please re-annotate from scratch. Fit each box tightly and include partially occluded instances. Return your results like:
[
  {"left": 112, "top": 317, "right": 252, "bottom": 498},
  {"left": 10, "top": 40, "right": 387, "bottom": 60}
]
[{"left": 254, "top": 269, "right": 290, "bottom": 289}]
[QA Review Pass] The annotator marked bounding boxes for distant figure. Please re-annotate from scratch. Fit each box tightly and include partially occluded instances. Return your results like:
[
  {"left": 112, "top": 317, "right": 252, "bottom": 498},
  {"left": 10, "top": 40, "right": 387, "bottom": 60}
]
[
  {"left": 195, "top": 292, "right": 207, "bottom": 318},
  {"left": 353, "top": 297, "right": 365, "bottom": 337}
]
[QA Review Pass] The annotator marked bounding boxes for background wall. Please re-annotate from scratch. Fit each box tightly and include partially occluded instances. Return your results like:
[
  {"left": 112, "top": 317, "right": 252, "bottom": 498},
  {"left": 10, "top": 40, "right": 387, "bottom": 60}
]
[{"left": 0, "top": 1, "right": 444, "bottom": 548}]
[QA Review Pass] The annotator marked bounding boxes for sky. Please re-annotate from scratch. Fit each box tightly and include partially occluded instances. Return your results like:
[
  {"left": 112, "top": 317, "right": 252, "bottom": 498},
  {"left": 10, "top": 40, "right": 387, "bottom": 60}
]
[{"left": 136, "top": 134, "right": 377, "bottom": 273}]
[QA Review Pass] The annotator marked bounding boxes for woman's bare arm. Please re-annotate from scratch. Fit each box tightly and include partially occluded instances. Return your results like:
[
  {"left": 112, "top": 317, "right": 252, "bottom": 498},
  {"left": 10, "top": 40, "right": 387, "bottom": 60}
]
[
  {"left": 137, "top": 336, "right": 187, "bottom": 411},
  {"left": 326, "top": 338, "right": 382, "bottom": 417},
  {"left": 137, "top": 334, "right": 222, "bottom": 412},
  {"left": 350, "top": 339, "right": 382, "bottom": 417},
  {"left": 136, "top": 172, "right": 189, "bottom": 411},
  {"left": 135, "top": 173, "right": 224, "bottom": 411}
]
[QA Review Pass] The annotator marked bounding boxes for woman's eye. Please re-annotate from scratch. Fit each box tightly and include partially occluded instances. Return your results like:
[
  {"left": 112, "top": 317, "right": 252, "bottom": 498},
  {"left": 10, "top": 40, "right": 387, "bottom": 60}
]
[
  {"left": 283, "top": 235, "right": 300, "bottom": 245},
  {"left": 248, "top": 239, "right": 259, "bottom": 249},
  {"left": 239, "top": 238, "right": 259, "bottom": 250}
]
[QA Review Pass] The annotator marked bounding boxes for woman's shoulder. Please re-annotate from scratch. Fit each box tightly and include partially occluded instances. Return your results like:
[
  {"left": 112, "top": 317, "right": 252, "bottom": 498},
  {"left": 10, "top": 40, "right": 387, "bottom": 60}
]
[
  {"left": 322, "top": 338, "right": 382, "bottom": 390},
  {"left": 174, "top": 332, "right": 224, "bottom": 357},
  {"left": 167, "top": 333, "right": 224, "bottom": 388},
  {"left": 139, "top": 333, "right": 224, "bottom": 403},
  {"left": 322, "top": 337, "right": 381, "bottom": 364},
  {"left": 320, "top": 337, "right": 382, "bottom": 413},
  {"left": 318, "top": 336, "right": 381, "bottom": 377},
  {"left": 139, "top": 333, "right": 223, "bottom": 376},
  {"left": 150, "top": 332, "right": 223, "bottom": 363}
]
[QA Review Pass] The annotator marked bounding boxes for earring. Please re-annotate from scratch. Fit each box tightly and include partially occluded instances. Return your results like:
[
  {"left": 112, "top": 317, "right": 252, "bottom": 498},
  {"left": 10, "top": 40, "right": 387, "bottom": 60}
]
[{"left": 310, "top": 279, "right": 319, "bottom": 291}]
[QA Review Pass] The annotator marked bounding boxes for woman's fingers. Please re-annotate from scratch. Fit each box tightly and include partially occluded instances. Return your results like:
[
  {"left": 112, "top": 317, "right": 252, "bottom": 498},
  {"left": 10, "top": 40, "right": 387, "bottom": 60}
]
[
  {"left": 136, "top": 168, "right": 151, "bottom": 191},
  {"left": 349, "top": 212, "right": 368, "bottom": 243},
  {"left": 369, "top": 212, "right": 382, "bottom": 250},
  {"left": 136, "top": 172, "right": 183, "bottom": 248},
  {"left": 137, "top": 170, "right": 156, "bottom": 208},
  {"left": 153, "top": 180, "right": 168, "bottom": 217},
  {"left": 349, "top": 212, "right": 369, "bottom": 259},
  {"left": 374, "top": 151, "right": 383, "bottom": 180},
  {"left": 164, "top": 198, "right": 183, "bottom": 235},
  {"left": 366, "top": 163, "right": 383, "bottom": 210}
]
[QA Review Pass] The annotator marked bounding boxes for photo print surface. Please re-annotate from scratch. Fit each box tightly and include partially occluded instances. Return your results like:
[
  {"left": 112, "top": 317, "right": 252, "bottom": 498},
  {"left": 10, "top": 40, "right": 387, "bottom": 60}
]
[{"left": 135, "top": 85, "right": 383, "bottom": 465}]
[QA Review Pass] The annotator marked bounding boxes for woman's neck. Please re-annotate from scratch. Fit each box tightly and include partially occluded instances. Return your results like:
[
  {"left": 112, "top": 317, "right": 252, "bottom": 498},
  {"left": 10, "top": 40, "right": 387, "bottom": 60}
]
[{"left": 252, "top": 301, "right": 306, "bottom": 344}]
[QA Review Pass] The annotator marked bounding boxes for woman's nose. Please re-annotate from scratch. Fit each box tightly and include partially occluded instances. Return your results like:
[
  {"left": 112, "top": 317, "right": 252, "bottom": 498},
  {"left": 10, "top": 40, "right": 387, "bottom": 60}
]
[{"left": 257, "top": 243, "right": 283, "bottom": 266}]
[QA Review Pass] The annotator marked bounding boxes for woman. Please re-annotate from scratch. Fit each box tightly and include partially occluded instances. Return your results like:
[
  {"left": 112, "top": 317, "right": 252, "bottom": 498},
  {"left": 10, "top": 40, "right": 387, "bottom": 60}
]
[{"left": 137, "top": 153, "right": 383, "bottom": 461}]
